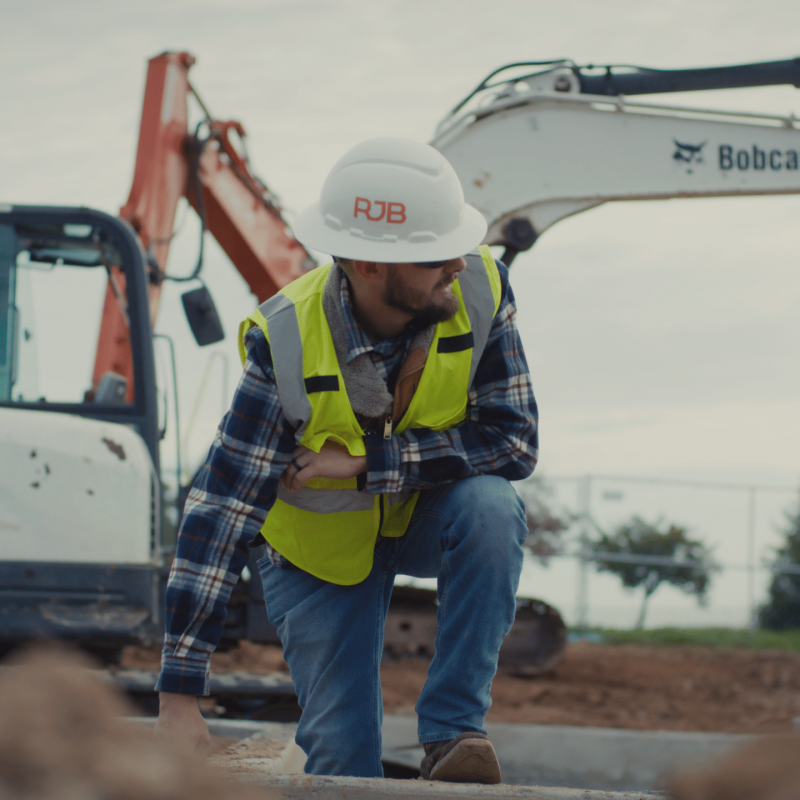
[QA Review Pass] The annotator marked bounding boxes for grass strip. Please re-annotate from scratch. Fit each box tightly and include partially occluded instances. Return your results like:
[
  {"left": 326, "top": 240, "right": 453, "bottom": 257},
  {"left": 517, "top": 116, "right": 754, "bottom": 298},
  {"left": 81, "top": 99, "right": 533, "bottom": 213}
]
[{"left": 575, "top": 627, "right": 800, "bottom": 650}]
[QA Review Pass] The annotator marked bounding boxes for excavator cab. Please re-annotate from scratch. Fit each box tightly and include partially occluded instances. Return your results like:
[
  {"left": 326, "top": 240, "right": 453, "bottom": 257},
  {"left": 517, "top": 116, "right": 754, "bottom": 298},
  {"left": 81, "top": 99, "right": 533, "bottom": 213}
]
[
  {"left": 1, "top": 218, "right": 130, "bottom": 405},
  {"left": 0, "top": 206, "right": 164, "bottom": 660},
  {"left": 0, "top": 207, "right": 159, "bottom": 459}
]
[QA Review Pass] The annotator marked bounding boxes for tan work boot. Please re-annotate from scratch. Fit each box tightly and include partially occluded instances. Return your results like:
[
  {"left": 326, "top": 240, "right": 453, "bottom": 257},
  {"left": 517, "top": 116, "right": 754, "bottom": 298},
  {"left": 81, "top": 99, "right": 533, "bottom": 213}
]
[{"left": 420, "top": 732, "right": 501, "bottom": 784}]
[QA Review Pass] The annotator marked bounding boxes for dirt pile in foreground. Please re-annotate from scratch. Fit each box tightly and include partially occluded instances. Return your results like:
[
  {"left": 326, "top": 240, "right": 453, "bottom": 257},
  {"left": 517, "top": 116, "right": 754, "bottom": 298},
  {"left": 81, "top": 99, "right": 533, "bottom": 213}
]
[
  {"left": 668, "top": 733, "right": 800, "bottom": 800},
  {"left": 0, "top": 645, "right": 272, "bottom": 800}
]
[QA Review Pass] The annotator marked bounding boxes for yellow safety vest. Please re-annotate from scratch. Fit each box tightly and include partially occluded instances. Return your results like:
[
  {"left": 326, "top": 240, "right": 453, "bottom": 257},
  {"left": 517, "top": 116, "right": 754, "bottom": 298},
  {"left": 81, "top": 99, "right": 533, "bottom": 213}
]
[{"left": 238, "top": 245, "right": 501, "bottom": 585}]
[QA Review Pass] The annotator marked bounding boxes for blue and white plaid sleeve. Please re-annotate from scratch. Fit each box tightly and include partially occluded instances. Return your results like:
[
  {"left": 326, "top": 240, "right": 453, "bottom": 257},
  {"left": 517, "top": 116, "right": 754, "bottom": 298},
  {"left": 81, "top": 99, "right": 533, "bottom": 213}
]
[
  {"left": 364, "top": 261, "right": 538, "bottom": 493},
  {"left": 156, "top": 328, "right": 295, "bottom": 695}
]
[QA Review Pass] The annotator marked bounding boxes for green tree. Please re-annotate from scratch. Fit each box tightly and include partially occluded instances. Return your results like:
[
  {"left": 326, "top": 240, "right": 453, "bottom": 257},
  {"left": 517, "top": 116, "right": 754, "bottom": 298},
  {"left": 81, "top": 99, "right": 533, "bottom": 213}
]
[
  {"left": 759, "top": 497, "right": 800, "bottom": 630},
  {"left": 592, "top": 517, "right": 717, "bottom": 629}
]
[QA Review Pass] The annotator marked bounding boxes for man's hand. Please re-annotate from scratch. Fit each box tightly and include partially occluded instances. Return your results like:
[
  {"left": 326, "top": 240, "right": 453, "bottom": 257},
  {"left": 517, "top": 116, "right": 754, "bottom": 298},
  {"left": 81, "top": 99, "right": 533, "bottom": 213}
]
[
  {"left": 281, "top": 443, "right": 367, "bottom": 492},
  {"left": 153, "top": 692, "right": 213, "bottom": 756}
]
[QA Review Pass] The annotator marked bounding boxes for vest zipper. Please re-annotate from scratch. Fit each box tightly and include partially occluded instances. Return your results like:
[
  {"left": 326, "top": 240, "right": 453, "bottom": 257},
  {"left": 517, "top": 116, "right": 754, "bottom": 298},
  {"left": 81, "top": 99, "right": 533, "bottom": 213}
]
[{"left": 383, "top": 416, "right": 393, "bottom": 439}]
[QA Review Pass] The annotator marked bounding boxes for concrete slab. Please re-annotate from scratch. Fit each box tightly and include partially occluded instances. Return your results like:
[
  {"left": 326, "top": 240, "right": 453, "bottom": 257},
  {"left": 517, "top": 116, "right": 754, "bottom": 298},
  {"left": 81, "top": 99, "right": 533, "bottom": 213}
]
[
  {"left": 232, "top": 773, "right": 659, "bottom": 799},
  {"left": 381, "top": 715, "right": 754, "bottom": 792},
  {"left": 206, "top": 718, "right": 297, "bottom": 744},
  {"left": 129, "top": 716, "right": 298, "bottom": 745},
  {"left": 158, "top": 719, "right": 663, "bottom": 800},
  {"left": 209, "top": 727, "right": 305, "bottom": 780},
  {"left": 132, "top": 716, "right": 753, "bottom": 794}
]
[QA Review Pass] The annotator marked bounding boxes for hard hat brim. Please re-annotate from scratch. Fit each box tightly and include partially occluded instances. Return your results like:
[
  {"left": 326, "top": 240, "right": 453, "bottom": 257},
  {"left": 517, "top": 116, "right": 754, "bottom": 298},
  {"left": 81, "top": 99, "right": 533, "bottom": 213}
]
[{"left": 293, "top": 202, "right": 488, "bottom": 264}]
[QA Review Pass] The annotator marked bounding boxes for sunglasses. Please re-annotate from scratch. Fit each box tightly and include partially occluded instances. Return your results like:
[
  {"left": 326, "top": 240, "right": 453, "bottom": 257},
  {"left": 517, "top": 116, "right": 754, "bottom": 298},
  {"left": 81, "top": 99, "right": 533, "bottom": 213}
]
[{"left": 415, "top": 258, "right": 451, "bottom": 269}]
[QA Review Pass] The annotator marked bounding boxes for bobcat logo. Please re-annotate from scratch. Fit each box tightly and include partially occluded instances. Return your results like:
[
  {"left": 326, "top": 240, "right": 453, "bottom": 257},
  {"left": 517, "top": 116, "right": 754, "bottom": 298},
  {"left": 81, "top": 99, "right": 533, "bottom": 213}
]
[{"left": 673, "top": 140, "right": 707, "bottom": 174}]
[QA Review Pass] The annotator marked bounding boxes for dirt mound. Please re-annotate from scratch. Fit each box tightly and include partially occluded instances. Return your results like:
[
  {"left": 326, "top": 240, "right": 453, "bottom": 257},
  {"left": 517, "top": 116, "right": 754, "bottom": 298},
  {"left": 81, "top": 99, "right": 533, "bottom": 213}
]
[
  {"left": 122, "top": 640, "right": 800, "bottom": 734},
  {"left": 0, "top": 644, "right": 273, "bottom": 800},
  {"left": 668, "top": 733, "right": 800, "bottom": 800},
  {"left": 382, "top": 642, "right": 800, "bottom": 733}
]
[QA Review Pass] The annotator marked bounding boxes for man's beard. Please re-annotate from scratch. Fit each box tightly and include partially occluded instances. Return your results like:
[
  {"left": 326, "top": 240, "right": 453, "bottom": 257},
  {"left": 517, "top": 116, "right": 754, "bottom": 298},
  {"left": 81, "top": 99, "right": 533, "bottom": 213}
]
[{"left": 383, "top": 265, "right": 460, "bottom": 328}]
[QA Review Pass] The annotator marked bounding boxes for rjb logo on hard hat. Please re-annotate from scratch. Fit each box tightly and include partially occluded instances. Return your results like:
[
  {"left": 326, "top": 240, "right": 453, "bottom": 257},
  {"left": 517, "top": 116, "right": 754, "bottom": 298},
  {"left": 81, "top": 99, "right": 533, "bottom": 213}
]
[
  {"left": 354, "top": 197, "right": 406, "bottom": 224},
  {"left": 292, "top": 138, "right": 487, "bottom": 262}
]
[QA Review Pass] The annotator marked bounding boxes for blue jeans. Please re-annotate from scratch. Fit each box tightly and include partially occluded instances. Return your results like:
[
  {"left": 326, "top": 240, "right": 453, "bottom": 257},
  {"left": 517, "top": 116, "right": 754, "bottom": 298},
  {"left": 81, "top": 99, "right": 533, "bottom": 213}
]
[{"left": 257, "top": 475, "right": 527, "bottom": 777}]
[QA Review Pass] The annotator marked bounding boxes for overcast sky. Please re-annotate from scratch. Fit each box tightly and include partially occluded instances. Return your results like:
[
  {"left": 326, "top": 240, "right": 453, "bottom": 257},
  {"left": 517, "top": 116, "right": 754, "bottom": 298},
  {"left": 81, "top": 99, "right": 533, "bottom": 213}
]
[{"left": 2, "top": 0, "right": 800, "bottom": 622}]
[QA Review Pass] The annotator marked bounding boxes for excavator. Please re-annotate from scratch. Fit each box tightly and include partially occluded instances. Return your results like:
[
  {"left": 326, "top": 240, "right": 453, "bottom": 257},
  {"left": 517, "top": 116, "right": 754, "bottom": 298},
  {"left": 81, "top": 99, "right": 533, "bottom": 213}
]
[
  {"left": 433, "top": 57, "right": 800, "bottom": 264},
  {"left": 1, "top": 53, "right": 799, "bottom": 698},
  {"left": 0, "top": 52, "right": 563, "bottom": 685},
  {"left": 0, "top": 51, "right": 313, "bottom": 666}
]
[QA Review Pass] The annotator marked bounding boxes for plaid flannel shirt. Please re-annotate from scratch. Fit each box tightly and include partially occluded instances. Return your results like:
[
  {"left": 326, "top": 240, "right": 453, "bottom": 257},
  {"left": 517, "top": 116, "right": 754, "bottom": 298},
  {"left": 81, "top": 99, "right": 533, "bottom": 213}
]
[{"left": 156, "top": 260, "right": 538, "bottom": 695}]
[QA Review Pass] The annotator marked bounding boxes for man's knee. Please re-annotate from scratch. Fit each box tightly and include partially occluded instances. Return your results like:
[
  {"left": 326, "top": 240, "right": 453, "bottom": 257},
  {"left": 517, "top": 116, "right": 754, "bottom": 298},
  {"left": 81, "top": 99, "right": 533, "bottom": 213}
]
[{"left": 444, "top": 475, "right": 527, "bottom": 548}]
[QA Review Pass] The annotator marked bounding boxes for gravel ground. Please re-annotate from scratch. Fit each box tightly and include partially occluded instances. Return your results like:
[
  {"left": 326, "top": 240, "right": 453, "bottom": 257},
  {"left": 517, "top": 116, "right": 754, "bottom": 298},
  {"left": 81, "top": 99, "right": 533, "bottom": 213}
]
[{"left": 123, "top": 639, "right": 800, "bottom": 734}]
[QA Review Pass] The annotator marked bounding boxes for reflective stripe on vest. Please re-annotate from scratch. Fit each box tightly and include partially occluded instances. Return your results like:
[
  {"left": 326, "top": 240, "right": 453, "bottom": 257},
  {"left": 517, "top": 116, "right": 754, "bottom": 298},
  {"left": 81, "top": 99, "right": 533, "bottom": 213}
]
[{"left": 238, "top": 245, "right": 501, "bottom": 585}]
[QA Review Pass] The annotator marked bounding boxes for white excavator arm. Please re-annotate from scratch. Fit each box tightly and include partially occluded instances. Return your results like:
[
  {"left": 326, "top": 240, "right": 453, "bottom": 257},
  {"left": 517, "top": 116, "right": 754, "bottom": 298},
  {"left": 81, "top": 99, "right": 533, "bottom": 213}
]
[{"left": 431, "top": 59, "right": 800, "bottom": 262}]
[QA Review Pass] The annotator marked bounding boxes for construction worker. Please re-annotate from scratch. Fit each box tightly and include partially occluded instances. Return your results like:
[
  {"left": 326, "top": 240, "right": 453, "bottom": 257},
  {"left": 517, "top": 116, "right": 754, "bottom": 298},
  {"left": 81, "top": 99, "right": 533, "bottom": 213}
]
[{"left": 154, "top": 138, "right": 538, "bottom": 783}]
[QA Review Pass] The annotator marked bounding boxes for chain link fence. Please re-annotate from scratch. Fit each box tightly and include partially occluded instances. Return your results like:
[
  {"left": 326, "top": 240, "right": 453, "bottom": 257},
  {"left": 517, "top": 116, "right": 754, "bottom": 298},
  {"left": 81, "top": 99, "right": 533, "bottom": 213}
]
[{"left": 515, "top": 474, "right": 798, "bottom": 630}]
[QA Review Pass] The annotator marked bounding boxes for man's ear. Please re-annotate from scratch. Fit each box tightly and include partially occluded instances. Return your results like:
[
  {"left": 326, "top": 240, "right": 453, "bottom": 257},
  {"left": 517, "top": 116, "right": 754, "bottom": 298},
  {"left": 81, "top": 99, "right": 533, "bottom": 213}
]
[{"left": 351, "top": 260, "right": 383, "bottom": 283}]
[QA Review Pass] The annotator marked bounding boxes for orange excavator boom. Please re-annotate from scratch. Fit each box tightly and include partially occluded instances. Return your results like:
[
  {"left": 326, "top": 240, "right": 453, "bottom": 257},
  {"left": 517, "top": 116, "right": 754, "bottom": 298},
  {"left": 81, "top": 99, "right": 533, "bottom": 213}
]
[{"left": 92, "top": 51, "right": 313, "bottom": 400}]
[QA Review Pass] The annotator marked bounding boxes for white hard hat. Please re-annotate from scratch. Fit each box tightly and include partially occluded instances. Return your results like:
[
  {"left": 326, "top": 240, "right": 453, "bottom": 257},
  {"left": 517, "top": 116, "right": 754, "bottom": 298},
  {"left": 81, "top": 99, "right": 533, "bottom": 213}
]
[{"left": 293, "top": 137, "right": 487, "bottom": 263}]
